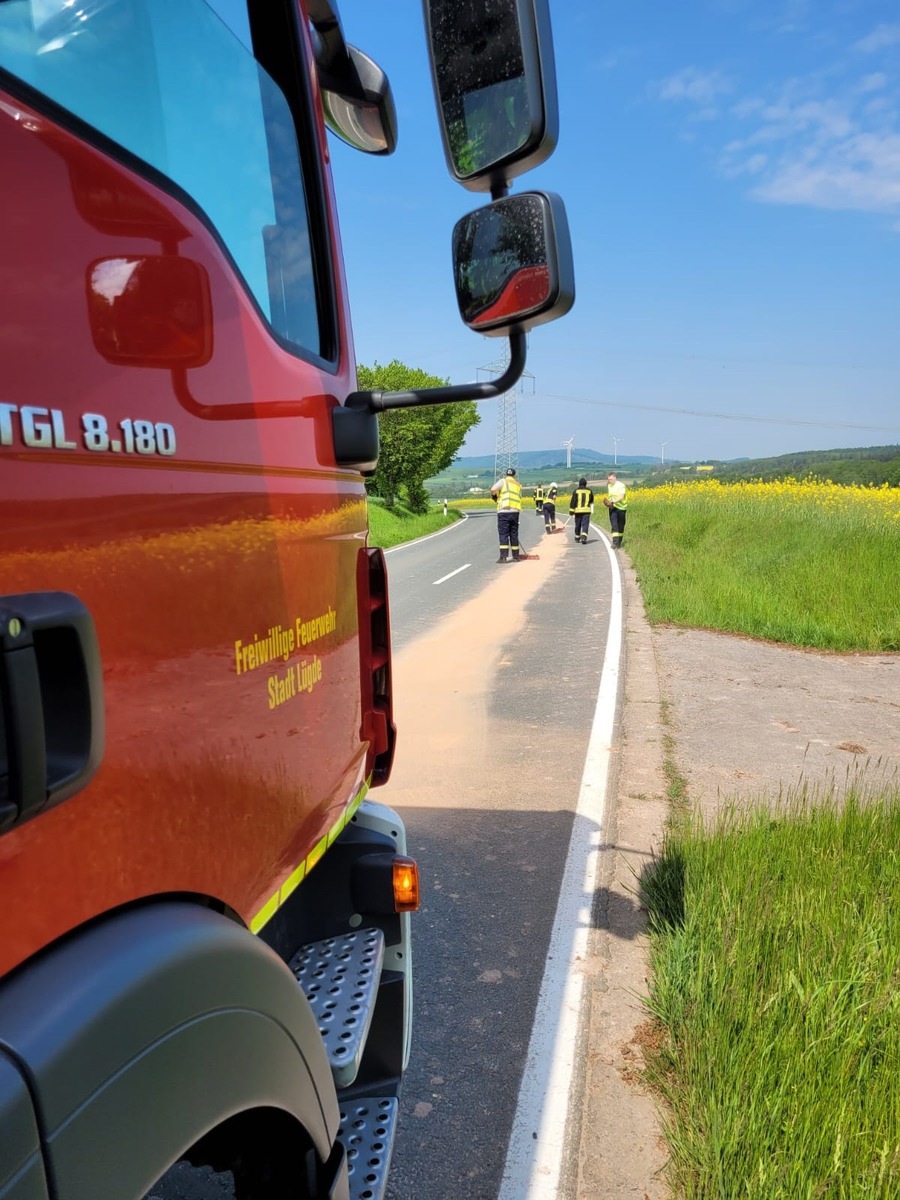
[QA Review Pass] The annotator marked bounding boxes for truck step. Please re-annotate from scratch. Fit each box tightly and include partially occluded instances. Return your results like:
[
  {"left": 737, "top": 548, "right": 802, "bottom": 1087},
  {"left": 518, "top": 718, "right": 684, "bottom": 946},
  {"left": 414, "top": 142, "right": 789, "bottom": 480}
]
[
  {"left": 290, "top": 929, "right": 384, "bottom": 1089},
  {"left": 338, "top": 1096, "right": 398, "bottom": 1200}
]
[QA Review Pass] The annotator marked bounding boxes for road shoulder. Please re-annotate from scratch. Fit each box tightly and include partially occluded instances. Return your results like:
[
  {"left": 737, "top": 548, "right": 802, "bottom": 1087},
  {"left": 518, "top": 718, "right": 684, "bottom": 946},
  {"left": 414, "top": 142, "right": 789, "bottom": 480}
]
[
  {"left": 574, "top": 555, "right": 900, "bottom": 1198},
  {"left": 575, "top": 553, "right": 670, "bottom": 1199}
]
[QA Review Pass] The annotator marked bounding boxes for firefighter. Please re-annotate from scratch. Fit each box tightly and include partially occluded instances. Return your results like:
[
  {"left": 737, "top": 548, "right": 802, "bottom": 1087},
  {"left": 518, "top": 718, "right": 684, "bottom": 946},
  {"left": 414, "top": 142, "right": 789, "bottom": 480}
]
[
  {"left": 542, "top": 480, "right": 556, "bottom": 532},
  {"left": 490, "top": 467, "right": 523, "bottom": 562},
  {"left": 569, "top": 477, "right": 594, "bottom": 544},
  {"left": 542, "top": 482, "right": 558, "bottom": 534},
  {"left": 534, "top": 481, "right": 545, "bottom": 515},
  {"left": 605, "top": 471, "right": 628, "bottom": 549}
]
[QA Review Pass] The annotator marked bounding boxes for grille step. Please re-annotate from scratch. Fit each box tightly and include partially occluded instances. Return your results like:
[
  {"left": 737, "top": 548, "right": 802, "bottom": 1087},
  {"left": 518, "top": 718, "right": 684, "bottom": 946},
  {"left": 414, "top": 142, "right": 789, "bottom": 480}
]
[
  {"left": 290, "top": 929, "right": 384, "bottom": 1089},
  {"left": 338, "top": 1096, "right": 398, "bottom": 1200}
]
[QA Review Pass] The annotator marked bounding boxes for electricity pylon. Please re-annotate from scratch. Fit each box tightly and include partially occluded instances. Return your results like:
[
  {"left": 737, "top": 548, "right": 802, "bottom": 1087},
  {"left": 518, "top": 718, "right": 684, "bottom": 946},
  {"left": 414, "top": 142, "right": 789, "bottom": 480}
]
[{"left": 477, "top": 341, "right": 534, "bottom": 480}]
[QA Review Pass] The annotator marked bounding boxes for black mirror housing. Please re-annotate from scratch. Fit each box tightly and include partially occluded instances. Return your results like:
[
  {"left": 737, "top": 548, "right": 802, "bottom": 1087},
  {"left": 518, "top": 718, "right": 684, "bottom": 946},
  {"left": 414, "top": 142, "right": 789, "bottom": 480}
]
[
  {"left": 423, "top": 0, "right": 558, "bottom": 192},
  {"left": 452, "top": 191, "right": 574, "bottom": 335},
  {"left": 318, "top": 44, "right": 398, "bottom": 155}
]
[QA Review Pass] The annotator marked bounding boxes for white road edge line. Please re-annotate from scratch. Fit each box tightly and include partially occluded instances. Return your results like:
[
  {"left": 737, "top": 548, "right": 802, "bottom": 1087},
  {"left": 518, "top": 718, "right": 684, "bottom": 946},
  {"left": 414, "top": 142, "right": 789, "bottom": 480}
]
[
  {"left": 498, "top": 526, "right": 623, "bottom": 1200},
  {"left": 432, "top": 564, "right": 471, "bottom": 586}
]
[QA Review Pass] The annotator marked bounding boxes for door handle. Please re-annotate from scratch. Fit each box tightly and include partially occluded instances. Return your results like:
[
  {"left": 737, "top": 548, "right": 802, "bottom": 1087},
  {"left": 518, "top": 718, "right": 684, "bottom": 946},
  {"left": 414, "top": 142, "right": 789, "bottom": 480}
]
[{"left": 0, "top": 593, "right": 104, "bottom": 834}]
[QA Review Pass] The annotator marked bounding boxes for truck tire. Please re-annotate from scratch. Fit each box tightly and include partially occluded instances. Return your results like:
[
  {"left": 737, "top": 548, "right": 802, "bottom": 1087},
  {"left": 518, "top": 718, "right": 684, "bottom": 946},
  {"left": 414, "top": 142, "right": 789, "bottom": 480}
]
[{"left": 0, "top": 903, "right": 345, "bottom": 1200}]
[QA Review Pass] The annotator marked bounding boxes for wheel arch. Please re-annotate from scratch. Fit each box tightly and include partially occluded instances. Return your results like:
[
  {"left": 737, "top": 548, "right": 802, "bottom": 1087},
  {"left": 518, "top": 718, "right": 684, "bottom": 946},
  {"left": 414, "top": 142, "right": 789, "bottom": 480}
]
[{"left": 0, "top": 901, "right": 339, "bottom": 1200}]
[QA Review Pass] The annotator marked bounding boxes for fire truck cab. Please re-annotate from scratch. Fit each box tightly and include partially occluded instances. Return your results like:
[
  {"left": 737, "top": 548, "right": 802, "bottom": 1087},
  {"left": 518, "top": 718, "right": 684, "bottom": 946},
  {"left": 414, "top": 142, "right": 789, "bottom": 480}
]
[{"left": 0, "top": 1, "right": 572, "bottom": 1196}]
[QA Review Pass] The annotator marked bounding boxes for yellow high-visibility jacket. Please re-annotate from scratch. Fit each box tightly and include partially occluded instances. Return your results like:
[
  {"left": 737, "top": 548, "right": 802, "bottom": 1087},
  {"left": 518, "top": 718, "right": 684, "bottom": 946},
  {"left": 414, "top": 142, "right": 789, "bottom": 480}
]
[
  {"left": 607, "top": 481, "right": 627, "bottom": 509},
  {"left": 570, "top": 487, "right": 594, "bottom": 514},
  {"left": 494, "top": 478, "right": 522, "bottom": 510}
]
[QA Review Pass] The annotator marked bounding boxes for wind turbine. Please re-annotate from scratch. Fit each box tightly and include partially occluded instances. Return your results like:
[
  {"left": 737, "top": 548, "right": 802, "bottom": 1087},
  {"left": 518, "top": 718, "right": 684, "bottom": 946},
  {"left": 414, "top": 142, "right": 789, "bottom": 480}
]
[
  {"left": 612, "top": 435, "right": 621, "bottom": 466},
  {"left": 660, "top": 441, "right": 669, "bottom": 466},
  {"left": 562, "top": 437, "right": 574, "bottom": 470}
]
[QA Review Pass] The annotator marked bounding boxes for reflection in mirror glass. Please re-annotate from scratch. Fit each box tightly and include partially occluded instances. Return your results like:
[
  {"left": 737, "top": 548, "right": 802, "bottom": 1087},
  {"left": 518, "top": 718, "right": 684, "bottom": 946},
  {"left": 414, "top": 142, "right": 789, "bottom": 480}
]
[
  {"left": 427, "top": 0, "right": 530, "bottom": 178},
  {"left": 453, "top": 193, "right": 550, "bottom": 328}
]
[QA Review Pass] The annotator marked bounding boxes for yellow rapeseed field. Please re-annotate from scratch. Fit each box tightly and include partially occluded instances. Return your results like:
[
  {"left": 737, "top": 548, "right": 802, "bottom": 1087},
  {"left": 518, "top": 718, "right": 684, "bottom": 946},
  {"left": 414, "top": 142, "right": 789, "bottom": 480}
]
[
  {"left": 633, "top": 476, "right": 900, "bottom": 530},
  {"left": 627, "top": 477, "right": 899, "bottom": 650}
]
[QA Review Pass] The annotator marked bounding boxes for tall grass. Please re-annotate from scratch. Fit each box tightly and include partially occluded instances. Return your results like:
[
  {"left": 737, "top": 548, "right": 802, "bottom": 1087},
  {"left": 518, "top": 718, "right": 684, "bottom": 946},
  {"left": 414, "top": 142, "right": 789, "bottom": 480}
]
[
  {"left": 367, "top": 499, "right": 460, "bottom": 549},
  {"left": 628, "top": 479, "right": 900, "bottom": 651},
  {"left": 641, "top": 783, "right": 900, "bottom": 1199}
]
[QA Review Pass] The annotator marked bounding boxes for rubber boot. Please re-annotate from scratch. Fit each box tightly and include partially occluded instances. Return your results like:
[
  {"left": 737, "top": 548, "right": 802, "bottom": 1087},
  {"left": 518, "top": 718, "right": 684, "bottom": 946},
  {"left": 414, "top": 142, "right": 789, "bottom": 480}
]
[{"left": 497, "top": 553, "right": 508, "bottom": 564}]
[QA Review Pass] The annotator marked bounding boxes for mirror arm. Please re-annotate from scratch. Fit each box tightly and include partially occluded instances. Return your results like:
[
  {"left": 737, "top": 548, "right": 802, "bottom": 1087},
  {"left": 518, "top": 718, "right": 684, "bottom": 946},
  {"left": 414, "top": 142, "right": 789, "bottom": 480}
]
[
  {"left": 307, "top": 0, "right": 356, "bottom": 92},
  {"left": 347, "top": 332, "right": 526, "bottom": 413}
]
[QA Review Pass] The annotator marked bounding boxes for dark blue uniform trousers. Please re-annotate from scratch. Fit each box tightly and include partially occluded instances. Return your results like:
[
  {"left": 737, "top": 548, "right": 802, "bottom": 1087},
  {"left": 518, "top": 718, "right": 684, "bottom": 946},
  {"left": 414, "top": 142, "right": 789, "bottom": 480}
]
[{"left": 498, "top": 510, "right": 520, "bottom": 558}]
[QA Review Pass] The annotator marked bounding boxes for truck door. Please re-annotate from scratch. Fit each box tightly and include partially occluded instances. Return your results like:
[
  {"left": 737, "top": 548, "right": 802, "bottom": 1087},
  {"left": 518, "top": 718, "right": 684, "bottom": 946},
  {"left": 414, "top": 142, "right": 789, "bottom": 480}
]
[{"left": 0, "top": 0, "right": 367, "bottom": 970}]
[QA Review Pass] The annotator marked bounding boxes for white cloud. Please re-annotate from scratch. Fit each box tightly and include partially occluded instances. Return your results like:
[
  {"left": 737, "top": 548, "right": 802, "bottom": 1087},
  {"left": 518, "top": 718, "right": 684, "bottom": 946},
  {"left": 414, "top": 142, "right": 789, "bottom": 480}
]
[
  {"left": 775, "top": 0, "right": 811, "bottom": 35},
  {"left": 858, "top": 72, "right": 888, "bottom": 93},
  {"left": 655, "top": 67, "right": 734, "bottom": 104},
  {"left": 853, "top": 24, "right": 900, "bottom": 54},
  {"left": 732, "top": 97, "right": 766, "bottom": 119},
  {"left": 753, "top": 132, "right": 900, "bottom": 211},
  {"left": 864, "top": 95, "right": 893, "bottom": 115},
  {"left": 722, "top": 150, "right": 769, "bottom": 178},
  {"left": 657, "top": 46, "right": 900, "bottom": 219},
  {"left": 728, "top": 107, "right": 900, "bottom": 215},
  {"left": 759, "top": 97, "right": 855, "bottom": 140}
]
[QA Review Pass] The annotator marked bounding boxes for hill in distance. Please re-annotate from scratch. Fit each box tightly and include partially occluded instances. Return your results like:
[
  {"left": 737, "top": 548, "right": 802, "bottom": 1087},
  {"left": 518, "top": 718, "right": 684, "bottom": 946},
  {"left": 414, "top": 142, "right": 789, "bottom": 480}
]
[
  {"left": 451, "top": 444, "right": 900, "bottom": 481},
  {"left": 646, "top": 443, "right": 900, "bottom": 488},
  {"left": 453, "top": 448, "right": 660, "bottom": 471}
]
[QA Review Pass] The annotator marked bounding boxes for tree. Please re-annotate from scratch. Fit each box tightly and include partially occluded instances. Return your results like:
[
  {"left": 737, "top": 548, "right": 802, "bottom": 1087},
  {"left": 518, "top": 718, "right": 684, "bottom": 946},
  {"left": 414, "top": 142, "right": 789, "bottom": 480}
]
[{"left": 358, "top": 360, "right": 481, "bottom": 513}]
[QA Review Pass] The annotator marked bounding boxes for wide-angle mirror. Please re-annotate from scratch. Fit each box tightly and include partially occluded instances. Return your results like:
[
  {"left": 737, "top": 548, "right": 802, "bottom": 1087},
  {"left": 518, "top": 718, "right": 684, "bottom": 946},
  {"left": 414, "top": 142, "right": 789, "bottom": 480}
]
[
  {"left": 318, "top": 44, "right": 398, "bottom": 155},
  {"left": 423, "top": 0, "right": 558, "bottom": 191},
  {"left": 309, "top": 0, "right": 398, "bottom": 155},
  {"left": 452, "top": 191, "right": 574, "bottom": 333}
]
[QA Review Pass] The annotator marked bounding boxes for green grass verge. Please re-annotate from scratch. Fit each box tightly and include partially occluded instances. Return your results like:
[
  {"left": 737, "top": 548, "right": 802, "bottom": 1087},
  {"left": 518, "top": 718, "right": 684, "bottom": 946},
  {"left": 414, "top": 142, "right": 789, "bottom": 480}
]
[
  {"left": 367, "top": 499, "right": 462, "bottom": 549},
  {"left": 626, "top": 485, "right": 900, "bottom": 652},
  {"left": 641, "top": 785, "right": 900, "bottom": 1199}
]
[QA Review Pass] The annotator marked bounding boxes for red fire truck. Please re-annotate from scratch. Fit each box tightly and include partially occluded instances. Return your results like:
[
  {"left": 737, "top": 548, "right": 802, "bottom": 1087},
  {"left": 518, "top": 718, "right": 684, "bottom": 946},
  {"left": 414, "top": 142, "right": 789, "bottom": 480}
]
[{"left": 0, "top": 1, "right": 573, "bottom": 1196}]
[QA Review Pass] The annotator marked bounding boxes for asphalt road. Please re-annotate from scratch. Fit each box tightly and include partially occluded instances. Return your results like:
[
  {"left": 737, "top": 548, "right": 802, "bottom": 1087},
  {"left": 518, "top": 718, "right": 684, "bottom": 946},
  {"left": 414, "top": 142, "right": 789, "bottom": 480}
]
[
  {"left": 147, "top": 511, "right": 620, "bottom": 1200},
  {"left": 385, "top": 508, "right": 546, "bottom": 650},
  {"left": 379, "top": 511, "right": 620, "bottom": 1199}
]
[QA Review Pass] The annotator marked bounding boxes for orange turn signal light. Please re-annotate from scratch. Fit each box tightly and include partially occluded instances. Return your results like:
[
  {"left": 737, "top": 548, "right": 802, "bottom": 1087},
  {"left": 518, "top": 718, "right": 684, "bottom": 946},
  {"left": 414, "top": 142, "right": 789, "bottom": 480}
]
[{"left": 392, "top": 857, "right": 420, "bottom": 912}]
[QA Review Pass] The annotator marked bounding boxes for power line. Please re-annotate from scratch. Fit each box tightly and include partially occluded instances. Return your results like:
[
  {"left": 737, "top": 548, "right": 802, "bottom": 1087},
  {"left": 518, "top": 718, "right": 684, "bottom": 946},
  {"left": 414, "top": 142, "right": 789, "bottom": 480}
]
[{"left": 526, "top": 391, "right": 900, "bottom": 434}]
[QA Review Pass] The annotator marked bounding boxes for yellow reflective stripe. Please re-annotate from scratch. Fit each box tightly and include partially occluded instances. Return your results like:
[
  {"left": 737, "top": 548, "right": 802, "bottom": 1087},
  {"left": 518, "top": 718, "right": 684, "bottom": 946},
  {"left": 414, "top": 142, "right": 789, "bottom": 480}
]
[
  {"left": 306, "top": 833, "right": 328, "bottom": 870},
  {"left": 249, "top": 773, "right": 372, "bottom": 933},
  {"left": 280, "top": 860, "right": 306, "bottom": 905},
  {"left": 250, "top": 893, "right": 279, "bottom": 935},
  {"left": 348, "top": 780, "right": 368, "bottom": 818},
  {"left": 326, "top": 813, "right": 344, "bottom": 846}
]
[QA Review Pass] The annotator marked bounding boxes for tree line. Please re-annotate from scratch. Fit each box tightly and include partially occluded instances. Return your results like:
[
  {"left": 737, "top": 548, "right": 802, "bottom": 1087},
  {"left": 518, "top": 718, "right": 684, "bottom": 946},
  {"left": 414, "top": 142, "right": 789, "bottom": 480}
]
[{"left": 713, "top": 444, "right": 900, "bottom": 487}]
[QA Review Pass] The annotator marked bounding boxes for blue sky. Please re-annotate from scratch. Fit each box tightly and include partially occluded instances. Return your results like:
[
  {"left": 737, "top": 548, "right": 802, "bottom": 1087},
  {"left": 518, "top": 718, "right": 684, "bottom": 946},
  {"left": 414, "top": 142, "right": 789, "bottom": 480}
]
[{"left": 329, "top": 1, "right": 900, "bottom": 463}]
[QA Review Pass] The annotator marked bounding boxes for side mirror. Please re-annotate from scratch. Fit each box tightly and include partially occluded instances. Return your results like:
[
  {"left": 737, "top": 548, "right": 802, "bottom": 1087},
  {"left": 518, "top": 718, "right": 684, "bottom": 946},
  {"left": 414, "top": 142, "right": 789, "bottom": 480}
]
[
  {"left": 452, "top": 191, "right": 574, "bottom": 334},
  {"left": 309, "top": 1, "right": 397, "bottom": 154},
  {"left": 422, "top": 0, "right": 558, "bottom": 192},
  {"left": 318, "top": 44, "right": 398, "bottom": 156}
]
